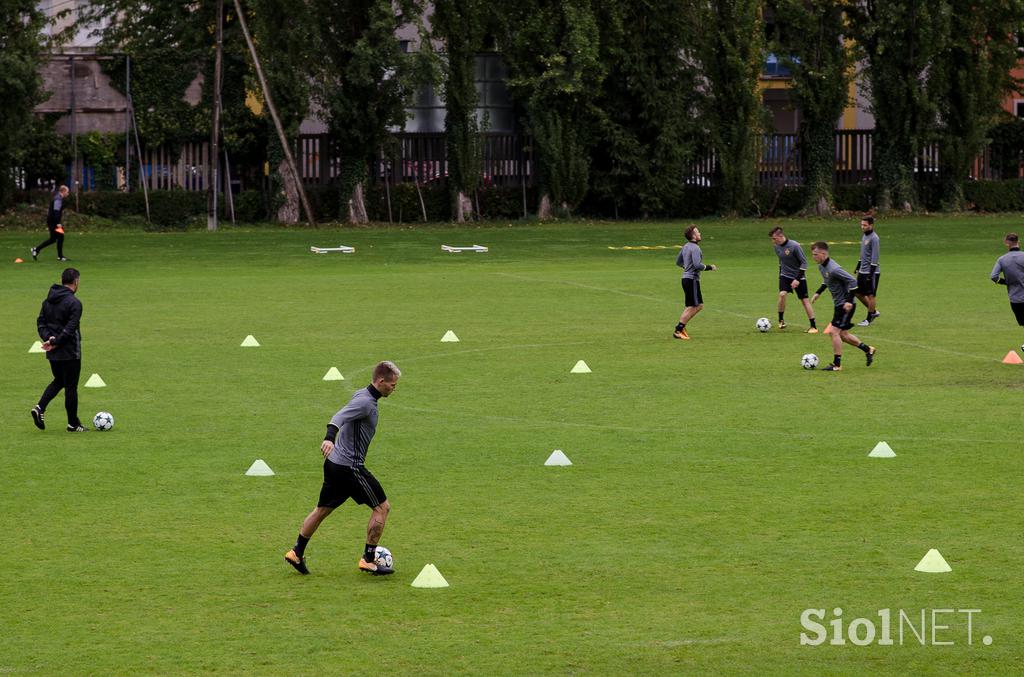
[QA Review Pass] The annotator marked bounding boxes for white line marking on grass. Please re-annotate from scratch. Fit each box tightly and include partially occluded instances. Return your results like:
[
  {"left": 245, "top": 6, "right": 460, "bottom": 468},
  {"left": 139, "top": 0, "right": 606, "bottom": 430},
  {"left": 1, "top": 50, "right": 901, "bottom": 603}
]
[{"left": 494, "top": 272, "right": 1005, "bottom": 360}]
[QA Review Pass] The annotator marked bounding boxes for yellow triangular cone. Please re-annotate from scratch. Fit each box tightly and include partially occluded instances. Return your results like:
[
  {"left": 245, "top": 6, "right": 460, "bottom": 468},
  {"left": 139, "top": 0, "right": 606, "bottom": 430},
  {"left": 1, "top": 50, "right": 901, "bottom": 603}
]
[
  {"left": 868, "top": 441, "right": 895, "bottom": 458},
  {"left": 441, "top": 330, "right": 460, "bottom": 342},
  {"left": 323, "top": 367, "right": 345, "bottom": 381},
  {"left": 84, "top": 373, "right": 106, "bottom": 388},
  {"left": 240, "top": 335, "right": 260, "bottom": 347},
  {"left": 1002, "top": 350, "right": 1023, "bottom": 364},
  {"left": 914, "top": 548, "right": 952, "bottom": 573},
  {"left": 411, "top": 563, "right": 449, "bottom": 588},
  {"left": 570, "top": 360, "right": 591, "bottom": 374},
  {"left": 245, "top": 459, "right": 274, "bottom": 476},
  {"left": 29, "top": 341, "right": 44, "bottom": 353}
]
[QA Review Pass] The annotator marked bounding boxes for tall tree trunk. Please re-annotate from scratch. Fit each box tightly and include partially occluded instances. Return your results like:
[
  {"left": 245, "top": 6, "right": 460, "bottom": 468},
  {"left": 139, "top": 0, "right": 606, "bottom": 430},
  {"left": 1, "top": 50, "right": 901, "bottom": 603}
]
[
  {"left": 276, "top": 160, "right": 300, "bottom": 223},
  {"left": 537, "top": 193, "right": 553, "bottom": 219},
  {"left": 348, "top": 182, "right": 368, "bottom": 224}
]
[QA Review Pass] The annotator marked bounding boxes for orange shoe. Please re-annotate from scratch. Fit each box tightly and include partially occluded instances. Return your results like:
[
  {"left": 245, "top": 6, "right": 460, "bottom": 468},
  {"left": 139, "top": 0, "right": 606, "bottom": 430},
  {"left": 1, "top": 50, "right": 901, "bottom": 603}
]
[
  {"left": 805, "top": 327, "right": 819, "bottom": 334},
  {"left": 284, "top": 549, "right": 309, "bottom": 575},
  {"left": 673, "top": 329, "right": 690, "bottom": 340},
  {"left": 359, "top": 557, "right": 394, "bottom": 576}
]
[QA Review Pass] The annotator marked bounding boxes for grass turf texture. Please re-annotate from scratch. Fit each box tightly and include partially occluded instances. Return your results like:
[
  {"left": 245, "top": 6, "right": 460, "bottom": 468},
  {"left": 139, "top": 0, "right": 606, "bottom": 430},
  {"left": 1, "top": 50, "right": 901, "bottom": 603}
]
[{"left": 1, "top": 216, "right": 1022, "bottom": 674}]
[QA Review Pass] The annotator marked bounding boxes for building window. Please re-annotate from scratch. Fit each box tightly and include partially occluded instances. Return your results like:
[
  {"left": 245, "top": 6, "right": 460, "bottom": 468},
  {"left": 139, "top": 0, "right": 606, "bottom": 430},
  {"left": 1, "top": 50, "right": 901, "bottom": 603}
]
[
  {"left": 403, "top": 53, "right": 514, "bottom": 134},
  {"left": 1015, "top": 101, "right": 1024, "bottom": 118}
]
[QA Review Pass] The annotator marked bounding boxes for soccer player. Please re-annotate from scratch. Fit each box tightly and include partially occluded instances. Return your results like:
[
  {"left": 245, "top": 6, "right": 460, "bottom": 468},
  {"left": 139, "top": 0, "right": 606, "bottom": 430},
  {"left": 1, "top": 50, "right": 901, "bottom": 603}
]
[
  {"left": 673, "top": 225, "right": 717, "bottom": 340},
  {"left": 769, "top": 226, "right": 817, "bottom": 332},
  {"left": 810, "top": 242, "right": 876, "bottom": 371},
  {"left": 32, "top": 267, "right": 87, "bottom": 432},
  {"left": 990, "top": 232, "right": 1024, "bottom": 338},
  {"left": 855, "top": 215, "right": 881, "bottom": 326},
  {"left": 284, "top": 361, "right": 401, "bottom": 576},
  {"left": 31, "top": 185, "right": 71, "bottom": 262}
]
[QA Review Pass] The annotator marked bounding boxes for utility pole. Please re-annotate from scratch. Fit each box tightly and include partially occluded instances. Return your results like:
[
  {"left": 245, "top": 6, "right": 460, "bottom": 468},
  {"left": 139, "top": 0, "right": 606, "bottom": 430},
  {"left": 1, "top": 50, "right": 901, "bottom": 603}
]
[
  {"left": 232, "top": 0, "right": 316, "bottom": 226},
  {"left": 125, "top": 55, "right": 131, "bottom": 191},
  {"left": 208, "top": 0, "right": 224, "bottom": 231},
  {"left": 69, "top": 56, "right": 79, "bottom": 210}
]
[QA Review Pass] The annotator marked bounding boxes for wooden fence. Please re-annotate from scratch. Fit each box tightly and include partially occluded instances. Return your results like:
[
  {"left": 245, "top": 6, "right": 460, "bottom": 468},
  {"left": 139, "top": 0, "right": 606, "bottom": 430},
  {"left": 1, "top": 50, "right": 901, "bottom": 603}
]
[{"left": 33, "top": 129, "right": 1018, "bottom": 193}]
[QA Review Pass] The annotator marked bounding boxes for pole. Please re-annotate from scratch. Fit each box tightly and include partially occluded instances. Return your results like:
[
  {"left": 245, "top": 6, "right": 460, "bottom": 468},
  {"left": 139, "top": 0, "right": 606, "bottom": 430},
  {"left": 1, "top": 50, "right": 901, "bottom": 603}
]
[
  {"left": 70, "top": 56, "right": 79, "bottom": 210},
  {"left": 125, "top": 55, "right": 131, "bottom": 191},
  {"left": 232, "top": 0, "right": 316, "bottom": 226},
  {"left": 129, "top": 99, "right": 151, "bottom": 222},
  {"left": 208, "top": 0, "right": 224, "bottom": 231}
]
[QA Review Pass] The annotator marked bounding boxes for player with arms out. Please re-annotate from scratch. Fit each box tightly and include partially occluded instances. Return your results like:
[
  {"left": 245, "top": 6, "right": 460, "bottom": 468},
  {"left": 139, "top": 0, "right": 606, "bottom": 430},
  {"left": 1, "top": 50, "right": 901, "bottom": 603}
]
[
  {"left": 673, "top": 225, "right": 717, "bottom": 340},
  {"left": 769, "top": 226, "right": 817, "bottom": 332},
  {"left": 810, "top": 242, "right": 876, "bottom": 372},
  {"left": 284, "top": 361, "right": 401, "bottom": 576}
]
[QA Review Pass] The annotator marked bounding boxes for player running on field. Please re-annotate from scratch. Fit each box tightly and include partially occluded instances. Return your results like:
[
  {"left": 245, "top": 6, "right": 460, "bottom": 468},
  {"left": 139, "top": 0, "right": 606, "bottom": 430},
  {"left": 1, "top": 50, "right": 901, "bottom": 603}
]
[
  {"left": 769, "top": 226, "right": 817, "bottom": 333},
  {"left": 810, "top": 242, "right": 876, "bottom": 372}
]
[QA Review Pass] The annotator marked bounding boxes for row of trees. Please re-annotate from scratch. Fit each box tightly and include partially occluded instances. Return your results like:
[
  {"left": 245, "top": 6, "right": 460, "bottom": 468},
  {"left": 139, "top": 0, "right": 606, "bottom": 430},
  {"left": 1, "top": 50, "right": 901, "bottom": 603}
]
[{"left": 3, "top": 1, "right": 1024, "bottom": 220}]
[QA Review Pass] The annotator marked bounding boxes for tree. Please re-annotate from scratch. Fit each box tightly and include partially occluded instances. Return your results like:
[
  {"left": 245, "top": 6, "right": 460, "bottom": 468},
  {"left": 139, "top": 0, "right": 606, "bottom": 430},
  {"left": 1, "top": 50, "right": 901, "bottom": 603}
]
[
  {"left": 928, "top": 0, "right": 1024, "bottom": 210},
  {"left": 690, "top": 0, "right": 767, "bottom": 215},
  {"left": 0, "top": 0, "right": 48, "bottom": 206},
  {"left": 433, "top": 0, "right": 490, "bottom": 222},
  {"left": 846, "top": 0, "right": 950, "bottom": 212},
  {"left": 589, "top": 0, "right": 701, "bottom": 218},
  {"left": 497, "top": 0, "right": 604, "bottom": 217},
  {"left": 770, "top": 0, "right": 853, "bottom": 215},
  {"left": 309, "top": 0, "right": 429, "bottom": 223}
]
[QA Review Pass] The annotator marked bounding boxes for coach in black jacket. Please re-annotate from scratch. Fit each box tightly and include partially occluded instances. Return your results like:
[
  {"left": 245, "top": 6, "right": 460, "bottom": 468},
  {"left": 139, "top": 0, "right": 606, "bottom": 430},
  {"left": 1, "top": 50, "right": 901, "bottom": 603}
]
[{"left": 32, "top": 268, "right": 87, "bottom": 432}]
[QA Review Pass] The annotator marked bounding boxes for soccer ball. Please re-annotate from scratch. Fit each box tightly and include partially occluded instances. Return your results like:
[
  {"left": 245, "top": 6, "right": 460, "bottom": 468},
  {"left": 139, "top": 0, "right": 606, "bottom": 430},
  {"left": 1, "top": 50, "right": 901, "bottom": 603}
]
[
  {"left": 756, "top": 317, "right": 772, "bottom": 332},
  {"left": 93, "top": 411, "right": 114, "bottom": 431},
  {"left": 801, "top": 353, "right": 819, "bottom": 370},
  {"left": 373, "top": 546, "right": 393, "bottom": 569}
]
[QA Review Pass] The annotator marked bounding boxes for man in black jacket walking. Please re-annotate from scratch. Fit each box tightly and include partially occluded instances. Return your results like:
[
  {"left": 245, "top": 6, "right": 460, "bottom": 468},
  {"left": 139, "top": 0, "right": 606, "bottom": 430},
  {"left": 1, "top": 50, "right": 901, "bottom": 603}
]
[
  {"left": 32, "top": 268, "right": 87, "bottom": 432},
  {"left": 31, "top": 185, "right": 70, "bottom": 262}
]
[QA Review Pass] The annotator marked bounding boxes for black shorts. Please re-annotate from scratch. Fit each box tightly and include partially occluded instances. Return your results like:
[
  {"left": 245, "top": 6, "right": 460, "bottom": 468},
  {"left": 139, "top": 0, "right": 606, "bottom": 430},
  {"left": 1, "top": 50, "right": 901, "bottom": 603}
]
[
  {"left": 1012, "top": 302, "right": 1024, "bottom": 327},
  {"left": 682, "top": 278, "right": 703, "bottom": 307},
  {"left": 856, "top": 272, "right": 880, "bottom": 296},
  {"left": 831, "top": 304, "right": 856, "bottom": 330},
  {"left": 779, "top": 276, "right": 809, "bottom": 299},
  {"left": 317, "top": 460, "right": 387, "bottom": 509}
]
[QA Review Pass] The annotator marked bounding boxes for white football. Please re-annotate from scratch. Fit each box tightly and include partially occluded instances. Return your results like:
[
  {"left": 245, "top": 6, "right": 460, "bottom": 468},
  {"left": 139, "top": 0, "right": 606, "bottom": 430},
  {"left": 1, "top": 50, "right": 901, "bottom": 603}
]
[
  {"left": 801, "top": 353, "right": 819, "bottom": 370},
  {"left": 374, "top": 546, "right": 393, "bottom": 569},
  {"left": 93, "top": 411, "right": 114, "bottom": 431},
  {"left": 756, "top": 317, "right": 772, "bottom": 332}
]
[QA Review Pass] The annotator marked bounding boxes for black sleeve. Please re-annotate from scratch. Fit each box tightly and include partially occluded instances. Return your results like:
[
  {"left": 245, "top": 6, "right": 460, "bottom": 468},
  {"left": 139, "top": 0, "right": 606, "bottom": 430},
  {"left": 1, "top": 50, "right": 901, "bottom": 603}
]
[
  {"left": 324, "top": 424, "right": 339, "bottom": 442},
  {"left": 815, "top": 284, "right": 827, "bottom": 295}
]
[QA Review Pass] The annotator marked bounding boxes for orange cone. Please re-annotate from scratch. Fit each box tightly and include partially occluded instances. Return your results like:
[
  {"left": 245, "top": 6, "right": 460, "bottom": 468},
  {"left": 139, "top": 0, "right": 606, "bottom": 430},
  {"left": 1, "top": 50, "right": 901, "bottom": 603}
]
[
  {"left": 1002, "top": 350, "right": 1023, "bottom": 364},
  {"left": 13, "top": 258, "right": 23, "bottom": 263},
  {"left": 823, "top": 323, "right": 835, "bottom": 335}
]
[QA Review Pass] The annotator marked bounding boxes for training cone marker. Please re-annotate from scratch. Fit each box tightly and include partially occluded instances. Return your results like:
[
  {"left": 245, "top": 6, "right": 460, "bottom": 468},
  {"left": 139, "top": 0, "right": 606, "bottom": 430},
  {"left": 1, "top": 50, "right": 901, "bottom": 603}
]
[
  {"left": 322, "top": 367, "right": 345, "bottom": 381},
  {"left": 440, "top": 330, "right": 460, "bottom": 343},
  {"left": 84, "top": 373, "right": 106, "bottom": 388},
  {"left": 411, "top": 564, "right": 449, "bottom": 588},
  {"left": 1002, "top": 350, "right": 1023, "bottom": 364},
  {"left": 914, "top": 548, "right": 952, "bottom": 573},
  {"left": 29, "top": 341, "right": 44, "bottom": 353},
  {"left": 570, "top": 360, "right": 591, "bottom": 374},
  {"left": 245, "top": 459, "right": 274, "bottom": 476},
  {"left": 14, "top": 258, "right": 24, "bottom": 263},
  {"left": 545, "top": 449, "right": 572, "bottom": 466},
  {"left": 240, "top": 335, "right": 260, "bottom": 347},
  {"left": 868, "top": 441, "right": 896, "bottom": 458}
]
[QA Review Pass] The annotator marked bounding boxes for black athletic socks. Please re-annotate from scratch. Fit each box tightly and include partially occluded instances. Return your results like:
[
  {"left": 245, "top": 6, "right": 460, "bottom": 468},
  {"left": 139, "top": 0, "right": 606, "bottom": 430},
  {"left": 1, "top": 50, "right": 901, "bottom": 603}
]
[
  {"left": 809, "top": 318, "right": 817, "bottom": 328},
  {"left": 675, "top": 322, "right": 685, "bottom": 332},
  {"left": 857, "top": 343, "right": 869, "bottom": 353},
  {"left": 294, "top": 534, "right": 309, "bottom": 558},
  {"left": 834, "top": 355, "right": 842, "bottom": 366},
  {"left": 778, "top": 312, "right": 784, "bottom": 322},
  {"left": 364, "top": 543, "right": 376, "bottom": 563}
]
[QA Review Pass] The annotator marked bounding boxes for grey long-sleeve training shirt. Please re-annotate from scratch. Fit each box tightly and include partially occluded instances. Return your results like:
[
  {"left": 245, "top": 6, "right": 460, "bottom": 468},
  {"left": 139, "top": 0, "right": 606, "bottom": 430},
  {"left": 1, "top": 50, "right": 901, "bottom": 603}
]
[
  {"left": 857, "top": 230, "right": 880, "bottom": 274},
  {"left": 774, "top": 239, "right": 808, "bottom": 280},
  {"left": 991, "top": 248, "right": 1024, "bottom": 303},
  {"left": 817, "top": 258, "right": 858, "bottom": 307},
  {"left": 678, "top": 242, "right": 712, "bottom": 280},
  {"left": 324, "top": 385, "right": 382, "bottom": 467}
]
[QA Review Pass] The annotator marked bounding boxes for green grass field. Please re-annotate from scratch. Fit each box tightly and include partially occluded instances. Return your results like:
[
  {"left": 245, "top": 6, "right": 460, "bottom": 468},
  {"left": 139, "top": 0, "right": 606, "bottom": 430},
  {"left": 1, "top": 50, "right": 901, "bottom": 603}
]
[{"left": 2, "top": 216, "right": 1022, "bottom": 675}]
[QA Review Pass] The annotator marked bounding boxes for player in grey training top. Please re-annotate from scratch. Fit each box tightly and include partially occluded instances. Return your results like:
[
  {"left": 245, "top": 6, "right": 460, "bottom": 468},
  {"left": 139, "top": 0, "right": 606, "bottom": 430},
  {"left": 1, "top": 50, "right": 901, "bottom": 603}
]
[
  {"left": 769, "top": 226, "right": 817, "bottom": 332},
  {"left": 990, "top": 232, "right": 1024, "bottom": 334},
  {"left": 284, "top": 361, "right": 401, "bottom": 576},
  {"left": 810, "top": 241, "right": 876, "bottom": 372},
  {"left": 673, "top": 225, "right": 717, "bottom": 340},
  {"left": 855, "top": 216, "right": 881, "bottom": 326}
]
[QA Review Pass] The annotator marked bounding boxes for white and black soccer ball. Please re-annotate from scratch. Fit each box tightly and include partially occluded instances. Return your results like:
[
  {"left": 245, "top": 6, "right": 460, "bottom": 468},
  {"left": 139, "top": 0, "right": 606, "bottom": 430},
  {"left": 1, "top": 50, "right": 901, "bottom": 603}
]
[
  {"left": 93, "top": 411, "right": 114, "bottom": 431},
  {"left": 801, "top": 353, "right": 819, "bottom": 370},
  {"left": 756, "top": 317, "right": 772, "bottom": 332},
  {"left": 374, "top": 546, "right": 393, "bottom": 569}
]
